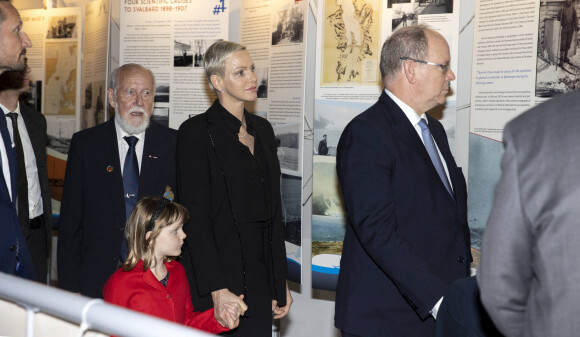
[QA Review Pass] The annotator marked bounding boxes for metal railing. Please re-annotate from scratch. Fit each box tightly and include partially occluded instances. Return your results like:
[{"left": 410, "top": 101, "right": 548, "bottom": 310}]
[{"left": 0, "top": 272, "right": 214, "bottom": 337}]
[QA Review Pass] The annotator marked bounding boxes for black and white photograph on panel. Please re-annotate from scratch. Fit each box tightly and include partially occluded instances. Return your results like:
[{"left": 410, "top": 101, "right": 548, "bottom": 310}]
[
  {"left": 273, "top": 122, "right": 300, "bottom": 172},
  {"left": 46, "top": 15, "right": 78, "bottom": 39},
  {"left": 536, "top": 0, "right": 580, "bottom": 97},
  {"left": 152, "top": 84, "right": 170, "bottom": 127},
  {"left": 272, "top": 0, "right": 305, "bottom": 45},
  {"left": 174, "top": 40, "right": 193, "bottom": 67},
  {"left": 256, "top": 67, "right": 269, "bottom": 99},
  {"left": 281, "top": 173, "right": 302, "bottom": 282}
]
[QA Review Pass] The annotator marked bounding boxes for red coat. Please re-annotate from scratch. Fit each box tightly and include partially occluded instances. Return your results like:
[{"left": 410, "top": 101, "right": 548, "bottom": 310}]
[{"left": 103, "top": 260, "right": 228, "bottom": 334}]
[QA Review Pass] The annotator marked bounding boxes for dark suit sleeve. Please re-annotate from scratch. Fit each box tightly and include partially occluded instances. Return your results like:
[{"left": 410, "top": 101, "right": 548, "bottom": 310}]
[
  {"left": 337, "top": 119, "right": 448, "bottom": 319},
  {"left": 57, "top": 133, "right": 85, "bottom": 292},
  {"left": 176, "top": 123, "right": 228, "bottom": 295},
  {"left": 261, "top": 119, "right": 288, "bottom": 305},
  {"left": 477, "top": 125, "right": 532, "bottom": 337}
]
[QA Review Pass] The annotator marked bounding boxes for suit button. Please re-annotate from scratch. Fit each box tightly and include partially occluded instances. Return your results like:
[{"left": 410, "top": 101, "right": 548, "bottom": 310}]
[
  {"left": 456, "top": 256, "right": 465, "bottom": 263},
  {"left": 166, "top": 295, "right": 171, "bottom": 299},
  {"left": 112, "top": 257, "right": 117, "bottom": 262},
  {"left": 9, "top": 245, "right": 16, "bottom": 251}
]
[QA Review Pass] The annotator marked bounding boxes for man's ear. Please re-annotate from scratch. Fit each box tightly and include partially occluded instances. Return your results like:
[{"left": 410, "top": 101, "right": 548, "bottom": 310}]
[
  {"left": 210, "top": 74, "right": 223, "bottom": 92},
  {"left": 107, "top": 88, "right": 116, "bottom": 108},
  {"left": 402, "top": 59, "right": 418, "bottom": 84}
]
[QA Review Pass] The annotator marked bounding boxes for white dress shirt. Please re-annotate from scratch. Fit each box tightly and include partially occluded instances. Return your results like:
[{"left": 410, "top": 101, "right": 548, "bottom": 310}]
[
  {"left": 0, "top": 109, "right": 11, "bottom": 200},
  {"left": 114, "top": 119, "right": 145, "bottom": 174}
]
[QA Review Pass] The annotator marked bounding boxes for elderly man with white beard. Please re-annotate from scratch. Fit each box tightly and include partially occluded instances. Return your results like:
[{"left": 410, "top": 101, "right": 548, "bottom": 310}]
[{"left": 57, "top": 63, "right": 178, "bottom": 298}]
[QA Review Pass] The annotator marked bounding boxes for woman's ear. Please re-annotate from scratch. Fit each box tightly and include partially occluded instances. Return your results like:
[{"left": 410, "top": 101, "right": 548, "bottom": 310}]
[
  {"left": 145, "top": 231, "right": 152, "bottom": 242},
  {"left": 210, "top": 74, "right": 223, "bottom": 92}
]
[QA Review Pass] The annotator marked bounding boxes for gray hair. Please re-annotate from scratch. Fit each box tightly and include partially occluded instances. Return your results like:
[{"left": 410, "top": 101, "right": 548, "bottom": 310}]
[
  {"left": 380, "top": 25, "right": 430, "bottom": 85},
  {"left": 204, "top": 40, "right": 246, "bottom": 92},
  {"left": 108, "top": 63, "right": 156, "bottom": 101}
]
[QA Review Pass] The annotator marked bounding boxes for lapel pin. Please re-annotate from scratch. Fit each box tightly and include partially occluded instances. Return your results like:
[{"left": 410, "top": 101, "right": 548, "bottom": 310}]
[
  {"left": 148, "top": 154, "right": 158, "bottom": 159},
  {"left": 106, "top": 165, "right": 113, "bottom": 173}
]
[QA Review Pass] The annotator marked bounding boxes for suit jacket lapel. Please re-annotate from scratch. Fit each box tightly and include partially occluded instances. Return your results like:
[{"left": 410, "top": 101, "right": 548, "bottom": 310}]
[
  {"left": 379, "top": 92, "right": 434, "bottom": 167},
  {"left": 20, "top": 108, "right": 44, "bottom": 171},
  {"left": 101, "top": 120, "right": 124, "bottom": 210},
  {"left": 380, "top": 93, "right": 456, "bottom": 202},
  {"left": 428, "top": 116, "right": 458, "bottom": 197},
  {"left": 140, "top": 124, "right": 161, "bottom": 196},
  {"left": 206, "top": 102, "right": 246, "bottom": 225},
  {"left": 249, "top": 114, "right": 280, "bottom": 218}
]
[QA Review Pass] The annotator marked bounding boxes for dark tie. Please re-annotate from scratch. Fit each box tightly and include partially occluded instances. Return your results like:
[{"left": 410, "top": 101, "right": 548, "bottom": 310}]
[
  {"left": 0, "top": 110, "right": 17, "bottom": 205},
  {"left": 7, "top": 113, "right": 29, "bottom": 224},
  {"left": 120, "top": 136, "right": 139, "bottom": 262},
  {"left": 418, "top": 119, "right": 453, "bottom": 198}
]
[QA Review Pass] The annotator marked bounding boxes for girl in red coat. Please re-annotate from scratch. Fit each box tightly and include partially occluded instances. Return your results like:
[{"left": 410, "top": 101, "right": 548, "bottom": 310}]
[{"left": 103, "top": 196, "right": 244, "bottom": 333}]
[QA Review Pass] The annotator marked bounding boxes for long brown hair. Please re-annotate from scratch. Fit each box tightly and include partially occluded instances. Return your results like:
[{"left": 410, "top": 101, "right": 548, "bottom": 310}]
[{"left": 122, "top": 197, "right": 189, "bottom": 271}]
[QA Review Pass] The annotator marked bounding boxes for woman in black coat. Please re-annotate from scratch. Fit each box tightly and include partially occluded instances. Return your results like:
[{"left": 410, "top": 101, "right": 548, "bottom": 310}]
[{"left": 177, "top": 41, "right": 292, "bottom": 336}]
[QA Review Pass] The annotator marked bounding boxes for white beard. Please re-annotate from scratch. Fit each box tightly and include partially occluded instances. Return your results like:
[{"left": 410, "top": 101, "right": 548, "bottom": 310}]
[{"left": 115, "top": 106, "right": 150, "bottom": 134}]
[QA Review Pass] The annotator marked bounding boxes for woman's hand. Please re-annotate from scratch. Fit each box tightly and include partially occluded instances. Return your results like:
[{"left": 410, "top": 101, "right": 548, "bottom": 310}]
[
  {"left": 272, "top": 282, "right": 293, "bottom": 319},
  {"left": 221, "top": 300, "right": 243, "bottom": 329},
  {"left": 212, "top": 288, "right": 247, "bottom": 328}
]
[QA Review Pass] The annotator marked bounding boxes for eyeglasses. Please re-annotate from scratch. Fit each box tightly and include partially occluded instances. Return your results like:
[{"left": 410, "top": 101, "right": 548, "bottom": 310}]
[
  {"left": 400, "top": 57, "right": 450, "bottom": 73},
  {"left": 119, "top": 88, "right": 153, "bottom": 101}
]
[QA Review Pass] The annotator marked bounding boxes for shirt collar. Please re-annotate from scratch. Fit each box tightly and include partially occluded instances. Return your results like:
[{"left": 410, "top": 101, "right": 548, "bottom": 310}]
[
  {"left": 385, "top": 89, "right": 427, "bottom": 126},
  {"left": 114, "top": 117, "right": 145, "bottom": 143},
  {"left": 217, "top": 101, "right": 255, "bottom": 136},
  {"left": 0, "top": 101, "right": 21, "bottom": 115}
]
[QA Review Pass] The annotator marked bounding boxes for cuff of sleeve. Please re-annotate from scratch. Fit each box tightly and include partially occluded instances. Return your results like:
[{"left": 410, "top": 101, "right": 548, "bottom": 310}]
[{"left": 430, "top": 297, "right": 444, "bottom": 319}]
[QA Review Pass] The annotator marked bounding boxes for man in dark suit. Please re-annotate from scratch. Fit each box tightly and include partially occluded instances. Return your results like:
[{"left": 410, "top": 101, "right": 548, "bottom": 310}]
[
  {"left": 335, "top": 25, "right": 470, "bottom": 337},
  {"left": 0, "top": 0, "right": 36, "bottom": 279},
  {"left": 0, "top": 63, "right": 52, "bottom": 284},
  {"left": 57, "top": 63, "right": 177, "bottom": 298}
]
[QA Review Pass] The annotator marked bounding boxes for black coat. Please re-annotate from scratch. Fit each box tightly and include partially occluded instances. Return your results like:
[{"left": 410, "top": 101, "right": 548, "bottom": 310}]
[{"left": 177, "top": 100, "right": 288, "bottom": 311}]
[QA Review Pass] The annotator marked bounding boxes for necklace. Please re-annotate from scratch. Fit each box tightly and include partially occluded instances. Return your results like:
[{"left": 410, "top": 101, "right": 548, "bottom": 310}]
[{"left": 239, "top": 117, "right": 248, "bottom": 138}]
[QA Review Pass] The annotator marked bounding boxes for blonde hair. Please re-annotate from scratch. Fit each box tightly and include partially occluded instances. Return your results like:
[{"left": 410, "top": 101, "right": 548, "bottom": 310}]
[
  {"left": 204, "top": 40, "right": 246, "bottom": 93},
  {"left": 122, "top": 197, "right": 189, "bottom": 271}
]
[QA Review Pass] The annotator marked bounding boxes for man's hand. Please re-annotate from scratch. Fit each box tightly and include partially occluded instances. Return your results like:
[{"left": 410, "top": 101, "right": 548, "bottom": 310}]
[
  {"left": 212, "top": 289, "right": 247, "bottom": 329},
  {"left": 272, "top": 282, "right": 293, "bottom": 319}
]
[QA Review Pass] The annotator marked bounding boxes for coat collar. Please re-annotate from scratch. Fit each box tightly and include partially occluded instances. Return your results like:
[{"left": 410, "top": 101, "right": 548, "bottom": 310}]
[{"left": 134, "top": 259, "right": 176, "bottom": 292}]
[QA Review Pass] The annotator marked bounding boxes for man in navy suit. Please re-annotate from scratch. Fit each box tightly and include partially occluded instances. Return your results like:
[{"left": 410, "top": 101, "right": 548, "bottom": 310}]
[
  {"left": 0, "top": 0, "right": 36, "bottom": 279},
  {"left": 57, "top": 64, "right": 177, "bottom": 298},
  {"left": 335, "top": 25, "right": 470, "bottom": 337},
  {"left": 0, "top": 63, "right": 52, "bottom": 284}
]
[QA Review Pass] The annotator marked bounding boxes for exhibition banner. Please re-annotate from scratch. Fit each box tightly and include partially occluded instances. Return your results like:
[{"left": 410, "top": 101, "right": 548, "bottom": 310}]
[{"left": 468, "top": 0, "right": 575, "bottom": 248}]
